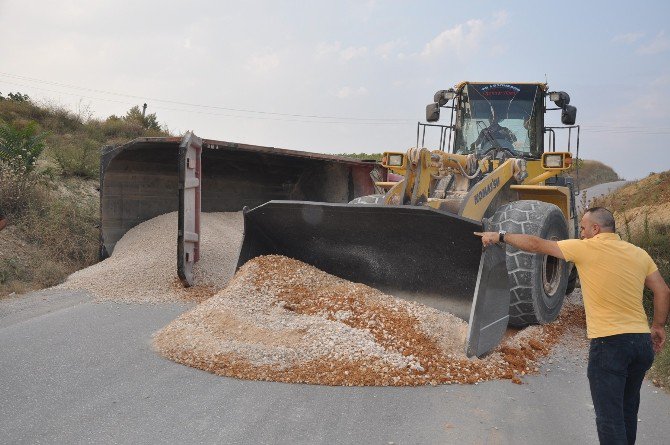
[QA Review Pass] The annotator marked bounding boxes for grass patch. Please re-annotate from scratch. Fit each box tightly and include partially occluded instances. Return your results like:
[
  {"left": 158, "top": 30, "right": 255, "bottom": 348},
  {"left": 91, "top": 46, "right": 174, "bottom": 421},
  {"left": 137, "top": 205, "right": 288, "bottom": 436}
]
[{"left": 633, "top": 221, "right": 670, "bottom": 390}]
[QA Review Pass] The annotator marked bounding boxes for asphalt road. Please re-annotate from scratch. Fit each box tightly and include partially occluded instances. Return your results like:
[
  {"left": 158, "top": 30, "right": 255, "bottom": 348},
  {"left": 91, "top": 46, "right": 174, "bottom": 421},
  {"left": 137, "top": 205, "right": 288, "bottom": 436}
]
[
  {"left": 577, "top": 180, "right": 630, "bottom": 212},
  {"left": 1, "top": 289, "right": 669, "bottom": 444}
]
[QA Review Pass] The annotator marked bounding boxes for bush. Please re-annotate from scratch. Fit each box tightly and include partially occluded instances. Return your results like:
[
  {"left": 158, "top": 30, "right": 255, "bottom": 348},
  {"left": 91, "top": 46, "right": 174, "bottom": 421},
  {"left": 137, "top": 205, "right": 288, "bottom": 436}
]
[
  {"left": 0, "top": 120, "right": 47, "bottom": 173},
  {"left": 18, "top": 194, "right": 99, "bottom": 265},
  {"left": 0, "top": 165, "right": 48, "bottom": 217},
  {"left": 52, "top": 137, "right": 100, "bottom": 178}
]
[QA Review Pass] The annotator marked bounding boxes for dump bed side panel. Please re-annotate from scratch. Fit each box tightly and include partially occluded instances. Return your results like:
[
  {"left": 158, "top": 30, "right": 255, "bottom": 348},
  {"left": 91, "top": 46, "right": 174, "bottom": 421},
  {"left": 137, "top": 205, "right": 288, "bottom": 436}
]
[{"left": 100, "top": 136, "right": 377, "bottom": 258}]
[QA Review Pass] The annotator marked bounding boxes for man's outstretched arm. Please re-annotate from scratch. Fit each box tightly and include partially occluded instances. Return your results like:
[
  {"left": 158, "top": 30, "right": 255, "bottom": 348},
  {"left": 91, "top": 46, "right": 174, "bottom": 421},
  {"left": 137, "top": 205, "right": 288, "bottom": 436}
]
[
  {"left": 474, "top": 231, "right": 565, "bottom": 259},
  {"left": 646, "top": 270, "right": 670, "bottom": 353}
]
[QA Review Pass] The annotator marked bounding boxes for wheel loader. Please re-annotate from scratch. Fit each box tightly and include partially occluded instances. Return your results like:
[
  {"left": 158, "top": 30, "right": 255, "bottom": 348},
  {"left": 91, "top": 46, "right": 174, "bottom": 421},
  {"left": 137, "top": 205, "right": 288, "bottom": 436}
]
[{"left": 236, "top": 82, "right": 581, "bottom": 357}]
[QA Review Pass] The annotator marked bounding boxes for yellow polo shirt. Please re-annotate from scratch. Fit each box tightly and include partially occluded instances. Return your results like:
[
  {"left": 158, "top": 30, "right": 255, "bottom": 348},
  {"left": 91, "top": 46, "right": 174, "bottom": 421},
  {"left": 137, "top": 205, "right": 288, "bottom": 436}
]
[{"left": 557, "top": 233, "right": 657, "bottom": 338}]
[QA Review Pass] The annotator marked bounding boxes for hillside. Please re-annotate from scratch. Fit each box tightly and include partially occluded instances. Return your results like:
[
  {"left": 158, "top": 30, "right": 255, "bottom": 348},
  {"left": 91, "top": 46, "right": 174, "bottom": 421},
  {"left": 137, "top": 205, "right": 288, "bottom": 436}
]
[
  {"left": 592, "top": 170, "right": 670, "bottom": 389},
  {"left": 0, "top": 93, "right": 171, "bottom": 297},
  {"left": 592, "top": 170, "right": 670, "bottom": 236},
  {"left": 570, "top": 159, "right": 621, "bottom": 190}
]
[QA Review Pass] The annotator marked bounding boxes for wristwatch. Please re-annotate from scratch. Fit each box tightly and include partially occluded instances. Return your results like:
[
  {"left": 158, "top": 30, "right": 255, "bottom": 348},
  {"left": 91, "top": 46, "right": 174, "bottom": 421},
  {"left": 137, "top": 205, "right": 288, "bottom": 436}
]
[{"left": 498, "top": 230, "right": 507, "bottom": 243}]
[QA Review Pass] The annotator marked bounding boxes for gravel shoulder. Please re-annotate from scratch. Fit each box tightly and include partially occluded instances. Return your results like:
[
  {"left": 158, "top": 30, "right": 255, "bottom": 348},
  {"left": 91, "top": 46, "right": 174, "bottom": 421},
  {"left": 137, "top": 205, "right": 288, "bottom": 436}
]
[{"left": 2, "top": 290, "right": 669, "bottom": 444}]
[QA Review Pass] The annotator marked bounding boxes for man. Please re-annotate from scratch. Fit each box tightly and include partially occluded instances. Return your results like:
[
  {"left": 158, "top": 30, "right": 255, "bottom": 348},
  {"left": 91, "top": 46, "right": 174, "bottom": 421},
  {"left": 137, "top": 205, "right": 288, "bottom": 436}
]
[
  {"left": 475, "top": 207, "right": 670, "bottom": 445},
  {"left": 471, "top": 115, "right": 517, "bottom": 152}
]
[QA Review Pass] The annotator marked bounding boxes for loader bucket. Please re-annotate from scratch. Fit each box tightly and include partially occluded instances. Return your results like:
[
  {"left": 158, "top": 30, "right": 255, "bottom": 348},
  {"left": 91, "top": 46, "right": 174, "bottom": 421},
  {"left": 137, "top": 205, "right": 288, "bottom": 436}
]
[{"left": 237, "top": 201, "right": 511, "bottom": 357}]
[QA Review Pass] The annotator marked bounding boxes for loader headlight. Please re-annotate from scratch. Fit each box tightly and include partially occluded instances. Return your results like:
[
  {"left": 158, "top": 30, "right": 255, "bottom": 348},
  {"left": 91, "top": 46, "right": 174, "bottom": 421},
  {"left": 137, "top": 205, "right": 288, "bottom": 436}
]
[
  {"left": 542, "top": 152, "right": 571, "bottom": 169},
  {"left": 388, "top": 154, "right": 404, "bottom": 167}
]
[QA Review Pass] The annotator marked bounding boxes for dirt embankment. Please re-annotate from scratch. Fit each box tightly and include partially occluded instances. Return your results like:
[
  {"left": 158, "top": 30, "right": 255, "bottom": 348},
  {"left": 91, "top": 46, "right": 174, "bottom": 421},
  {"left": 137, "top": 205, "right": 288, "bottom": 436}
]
[{"left": 592, "top": 171, "right": 670, "bottom": 234}]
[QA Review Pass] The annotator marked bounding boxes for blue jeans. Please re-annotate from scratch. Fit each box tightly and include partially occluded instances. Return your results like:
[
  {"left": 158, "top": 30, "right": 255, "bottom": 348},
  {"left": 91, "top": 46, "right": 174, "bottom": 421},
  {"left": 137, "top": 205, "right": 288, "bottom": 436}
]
[{"left": 587, "top": 333, "right": 655, "bottom": 445}]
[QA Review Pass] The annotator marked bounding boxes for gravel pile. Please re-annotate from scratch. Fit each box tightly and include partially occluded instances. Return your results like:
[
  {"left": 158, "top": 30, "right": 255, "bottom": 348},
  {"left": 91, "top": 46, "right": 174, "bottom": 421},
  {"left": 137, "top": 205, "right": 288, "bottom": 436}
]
[
  {"left": 58, "top": 211, "right": 586, "bottom": 386},
  {"left": 59, "top": 212, "right": 243, "bottom": 303},
  {"left": 154, "top": 255, "right": 585, "bottom": 386}
]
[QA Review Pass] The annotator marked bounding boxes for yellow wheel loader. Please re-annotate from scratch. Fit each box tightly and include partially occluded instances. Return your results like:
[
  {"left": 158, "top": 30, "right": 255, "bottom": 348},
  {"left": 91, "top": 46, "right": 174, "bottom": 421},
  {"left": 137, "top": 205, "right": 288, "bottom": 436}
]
[{"left": 237, "top": 82, "right": 580, "bottom": 357}]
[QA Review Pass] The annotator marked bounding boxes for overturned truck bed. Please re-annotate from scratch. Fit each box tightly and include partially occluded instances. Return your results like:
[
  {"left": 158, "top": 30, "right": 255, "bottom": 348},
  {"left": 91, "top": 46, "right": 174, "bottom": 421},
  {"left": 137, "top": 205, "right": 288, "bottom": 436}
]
[{"left": 100, "top": 133, "right": 379, "bottom": 284}]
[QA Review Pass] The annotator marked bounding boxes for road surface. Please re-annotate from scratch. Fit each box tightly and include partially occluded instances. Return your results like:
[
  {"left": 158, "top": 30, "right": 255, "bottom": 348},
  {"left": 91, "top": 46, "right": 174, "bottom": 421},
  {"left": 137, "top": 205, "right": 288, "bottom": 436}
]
[
  {"left": 1, "top": 289, "right": 669, "bottom": 444},
  {"left": 577, "top": 180, "right": 630, "bottom": 212}
]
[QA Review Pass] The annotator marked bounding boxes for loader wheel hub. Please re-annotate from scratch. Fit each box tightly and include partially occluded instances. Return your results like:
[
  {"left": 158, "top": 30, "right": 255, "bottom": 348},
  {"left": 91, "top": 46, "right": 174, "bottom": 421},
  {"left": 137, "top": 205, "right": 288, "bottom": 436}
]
[{"left": 542, "top": 237, "right": 562, "bottom": 295}]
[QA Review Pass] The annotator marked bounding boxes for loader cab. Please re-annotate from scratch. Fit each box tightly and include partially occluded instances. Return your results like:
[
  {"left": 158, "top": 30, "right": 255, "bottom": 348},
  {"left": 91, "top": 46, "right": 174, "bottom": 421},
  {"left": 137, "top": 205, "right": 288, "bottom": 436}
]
[
  {"left": 453, "top": 83, "right": 545, "bottom": 158},
  {"left": 425, "top": 82, "right": 579, "bottom": 160}
]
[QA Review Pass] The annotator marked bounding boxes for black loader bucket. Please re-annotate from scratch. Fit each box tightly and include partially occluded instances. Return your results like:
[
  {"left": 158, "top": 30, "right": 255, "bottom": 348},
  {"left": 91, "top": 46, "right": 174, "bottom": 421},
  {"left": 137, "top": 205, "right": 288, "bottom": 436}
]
[{"left": 236, "top": 201, "right": 511, "bottom": 357}]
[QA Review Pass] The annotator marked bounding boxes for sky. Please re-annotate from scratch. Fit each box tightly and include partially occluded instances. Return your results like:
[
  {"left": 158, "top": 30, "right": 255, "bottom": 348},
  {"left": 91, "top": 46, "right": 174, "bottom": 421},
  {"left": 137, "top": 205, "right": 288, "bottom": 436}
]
[{"left": 0, "top": 0, "right": 669, "bottom": 180}]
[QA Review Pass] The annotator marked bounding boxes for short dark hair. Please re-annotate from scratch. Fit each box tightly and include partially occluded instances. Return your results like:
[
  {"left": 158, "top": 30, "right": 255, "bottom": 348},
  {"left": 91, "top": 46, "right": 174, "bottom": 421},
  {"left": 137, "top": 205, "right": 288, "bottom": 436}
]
[{"left": 585, "top": 207, "right": 616, "bottom": 232}]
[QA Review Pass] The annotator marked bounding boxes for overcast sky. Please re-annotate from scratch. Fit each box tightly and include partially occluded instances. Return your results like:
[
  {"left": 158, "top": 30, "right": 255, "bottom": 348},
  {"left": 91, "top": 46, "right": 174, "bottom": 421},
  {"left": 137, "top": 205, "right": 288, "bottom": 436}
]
[{"left": 1, "top": 0, "right": 669, "bottom": 180}]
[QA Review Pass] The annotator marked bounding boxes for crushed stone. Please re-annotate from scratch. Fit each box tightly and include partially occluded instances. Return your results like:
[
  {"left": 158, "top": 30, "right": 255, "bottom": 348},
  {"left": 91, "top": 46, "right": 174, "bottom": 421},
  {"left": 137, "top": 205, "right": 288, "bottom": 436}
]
[
  {"left": 153, "top": 255, "right": 587, "bottom": 386},
  {"left": 58, "top": 211, "right": 587, "bottom": 386},
  {"left": 58, "top": 212, "right": 243, "bottom": 303}
]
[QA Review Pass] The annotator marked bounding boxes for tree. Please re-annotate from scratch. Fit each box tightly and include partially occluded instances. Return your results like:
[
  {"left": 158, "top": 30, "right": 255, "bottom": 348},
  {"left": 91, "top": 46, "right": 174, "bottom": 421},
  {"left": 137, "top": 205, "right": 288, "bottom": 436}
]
[
  {"left": 0, "top": 92, "right": 30, "bottom": 102},
  {"left": 124, "top": 105, "right": 162, "bottom": 131}
]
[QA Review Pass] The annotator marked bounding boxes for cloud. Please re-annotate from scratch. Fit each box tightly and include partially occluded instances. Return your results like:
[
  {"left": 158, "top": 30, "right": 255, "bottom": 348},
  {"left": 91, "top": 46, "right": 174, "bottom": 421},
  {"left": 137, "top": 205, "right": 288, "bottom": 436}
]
[
  {"left": 612, "top": 32, "right": 643, "bottom": 44},
  {"left": 420, "top": 19, "right": 484, "bottom": 57},
  {"left": 491, "top": 10, "right": 509, "bottom": 28},
  {"left": 340, "top": 46, "right": 368, "bottom": 61},
  {"left": 417, "top": 10, "right": 508, "bottom": 58},
  {"left": 336, "top": 86, "right": 369, "bottom": 99},
  {"left": 316, "top": 41, "right": 342, "bottom": 57},
  {"left": 245, "top": 53, "right": 280, "bottom": 72},
  {"left": 375, "top": 39, "right": 405, "bottom": 60},
  {"left": 637, "top": 31, "right": 670, "bottom": 55},
  {"left": 316, "top": 41, "right": 368, "bottom": 61}
]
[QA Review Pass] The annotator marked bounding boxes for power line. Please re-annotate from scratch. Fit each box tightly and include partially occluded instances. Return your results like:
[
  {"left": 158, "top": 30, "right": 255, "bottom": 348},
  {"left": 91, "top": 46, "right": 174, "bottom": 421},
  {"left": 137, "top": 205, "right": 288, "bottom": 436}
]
[
  {"left": 0, "top": 71, "right": 413, "bottom": 123},
  {"left": 0, "top": 79, "right": 413, "bottom": 125},
  {"left": 3, "top": 72, "right": 670, "bottom": 133}
]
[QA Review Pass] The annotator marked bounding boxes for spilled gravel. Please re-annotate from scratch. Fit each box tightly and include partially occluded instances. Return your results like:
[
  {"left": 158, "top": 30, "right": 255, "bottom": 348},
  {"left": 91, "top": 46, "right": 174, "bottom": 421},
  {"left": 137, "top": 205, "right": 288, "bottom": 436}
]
[
  {"left": 153, "top": 255, "right": 585, "bottom": 386},
  {"left": 59, "top": 212, "right": 243, "bottom": 303},
  {"left": 59, "top": 212, "right": 586, "bottom": 386}
]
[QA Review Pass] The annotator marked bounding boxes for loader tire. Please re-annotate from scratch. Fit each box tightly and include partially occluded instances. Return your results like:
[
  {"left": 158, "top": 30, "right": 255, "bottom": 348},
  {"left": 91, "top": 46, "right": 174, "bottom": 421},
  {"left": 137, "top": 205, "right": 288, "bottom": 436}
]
[
  {"left": 489, "top": 200, "right": 569, "bottom": 327},
  {"left": 566, "top": 265, "right": 578, "bottom": 295},
  {"left": 348, "top": 194, "right": 385, "bottom": 205}
]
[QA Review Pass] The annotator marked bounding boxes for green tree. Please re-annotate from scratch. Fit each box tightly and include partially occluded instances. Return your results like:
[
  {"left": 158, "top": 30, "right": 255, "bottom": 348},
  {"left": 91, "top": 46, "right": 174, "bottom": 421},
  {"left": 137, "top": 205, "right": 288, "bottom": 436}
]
[
  {"left": 7, "top": 92, "right": 30, "bottom": 102},
  {"left": 124, "top": 105, "right": 162, "bottom": 131},
  {"left": 0, "top": 121, "right": 47, "bottom": 173},
  {"left": 0, "top": 92, "right": 31, "bottom": 102}
]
